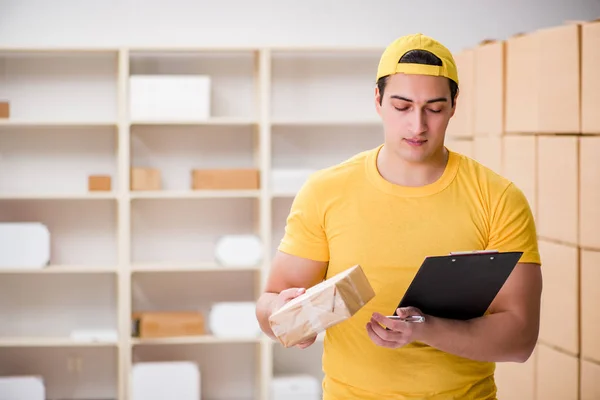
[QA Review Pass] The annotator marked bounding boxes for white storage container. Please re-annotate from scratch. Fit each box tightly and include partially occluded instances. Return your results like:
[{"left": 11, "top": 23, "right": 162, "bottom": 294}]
[
  {"left": 271, "top": 374, "right": 321, "bottom": 400},
  {"left": 209, "top": 302, "right": 261, "bottom": 338},
  {"left": 0, "top": 223, "right": 50, "bottom": 269},
  {"left": 0, "top": 376, "right": 45, "bottom": 400},
  {"left": 132, "top": 361, "right": 200, "bottom": 400},
  {"left": 129, "top": 75, "right": 211, "bottom": 121},
  {"left": 214, "top": 234, "right": 263, "bottom": 267}
]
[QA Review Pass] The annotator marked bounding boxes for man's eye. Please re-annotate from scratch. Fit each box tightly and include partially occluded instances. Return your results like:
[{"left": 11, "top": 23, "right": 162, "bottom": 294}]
[
  {"left": 428, "top": 109, "right": 442, "bottom": 114},
  {"left": 394, "top": 107, "right": 409, "bottom": 112}
]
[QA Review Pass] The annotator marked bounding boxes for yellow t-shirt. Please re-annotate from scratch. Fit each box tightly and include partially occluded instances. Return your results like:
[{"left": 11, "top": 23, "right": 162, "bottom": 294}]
[{"left": 278, "top": 144, "right": 541, "bottom": 400}]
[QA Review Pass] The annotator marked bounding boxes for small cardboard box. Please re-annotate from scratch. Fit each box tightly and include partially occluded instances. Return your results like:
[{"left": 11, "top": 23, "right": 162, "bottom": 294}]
[
  {"left": 501, "top": 136, "right": 537, "bottom": 221},
  {"left": 538, "top": 240, "right": 579, "bottom": 355},
  {"left": 581, "top": 249, "right": 600, "bottom": 363},
  {"left": 88, "top": 175, "right": 111, "bottom": 191},
  {"left": 474, "top": 40, "right": 505, "bottom": 137},
  {"left": 445, "top": 48, "right": 474, "bottom": 139},
  {"left": 506, "top": 24, "right": 581, "bottom": 134},
  {"left": 132, "top": 311, "right": 205, "bottom": 338},
  {"left": 537, "top": 136, "right": 579, "bottom": 245},
  {"left": 582, "top": 20, "right": 600, "bottom": 134},
  {"left": 192, "top": 168, "right": 259, "bottom": 190},
  {"left": 0, "top": 102, "right": 8, "bottom": 118},
  {"left": 579, "top": 137, "right": 600, "bottom": 249},
  {"left": 131, "top": 168, "right": 161, "bottom": 191},
  {"left": 269, "top": 265, "right": 375, "bottom": 348},
  {"left": 536, "top": 344, "right": 579, "bottom": 399}
]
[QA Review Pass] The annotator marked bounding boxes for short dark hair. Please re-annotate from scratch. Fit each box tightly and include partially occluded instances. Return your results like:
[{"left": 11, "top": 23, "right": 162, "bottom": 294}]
[{"left": 376, "top": 49, "right": 459, "bottom": 107}]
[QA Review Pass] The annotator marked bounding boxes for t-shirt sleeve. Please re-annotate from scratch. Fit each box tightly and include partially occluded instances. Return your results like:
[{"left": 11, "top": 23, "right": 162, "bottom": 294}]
[
  {"left": 487, "top": 182, "right": 541, "bottom": 265},
  {"left": 277, "top": 176, "right": 330, "bottom": 262}
]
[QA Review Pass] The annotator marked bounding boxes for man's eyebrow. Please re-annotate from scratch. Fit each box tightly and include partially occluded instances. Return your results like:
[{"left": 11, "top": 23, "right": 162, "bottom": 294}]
[{"left": 390, "top": 95, "right": 448, "bottom": 104}]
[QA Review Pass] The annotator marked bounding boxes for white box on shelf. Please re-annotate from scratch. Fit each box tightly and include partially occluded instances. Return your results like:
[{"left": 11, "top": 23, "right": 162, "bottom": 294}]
[
  {"left": 0, "top": 376, "right": 45, "bottom": 400},
  {"left": 271, "top": 374, "right": 321, "bottom": 400},
  {"left": 129, "top": 75, "right": 211, "bottom": 121},
  {"left": 0, "top": 223, "right": 50, "bottom": 269},
  {"left": 209, "top": 302, "right": 261, "bottom": 338},
  {"left": 214, "top": 234, "right": 263, "bottom": 267},
  {"left": 271, "top": 169, "right": 316, "bottom": 195},
  {"left": 132, "top": 361, "right": 200, "bottom": 400}
]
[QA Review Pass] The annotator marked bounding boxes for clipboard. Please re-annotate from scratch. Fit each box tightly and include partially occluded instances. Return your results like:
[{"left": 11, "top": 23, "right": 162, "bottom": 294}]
[{"left": 394, "top": 250, "right": 523, "bottom": 320}]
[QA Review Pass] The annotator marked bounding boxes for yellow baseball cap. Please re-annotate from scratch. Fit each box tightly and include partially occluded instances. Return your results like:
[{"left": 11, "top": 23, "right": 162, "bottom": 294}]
[{"left": 376, "top": 33, "right": 459, "bottom": 86}]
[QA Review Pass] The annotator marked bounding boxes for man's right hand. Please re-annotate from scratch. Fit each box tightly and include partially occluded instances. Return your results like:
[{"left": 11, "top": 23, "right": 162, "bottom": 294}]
[{"left": 272, "top": 287, "right": 318, "bottom": 349}]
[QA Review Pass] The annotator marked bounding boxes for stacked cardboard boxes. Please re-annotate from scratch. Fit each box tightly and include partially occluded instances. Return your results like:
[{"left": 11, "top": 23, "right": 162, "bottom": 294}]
[{"left": 447, "top": 18, "right": 600, "bottom": 399}]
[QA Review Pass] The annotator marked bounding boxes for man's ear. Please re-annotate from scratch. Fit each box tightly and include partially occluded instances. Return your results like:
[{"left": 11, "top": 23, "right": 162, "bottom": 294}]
[
  {"left": 375, "top": 86, "right": 382, "bottom": 116},
  {"left": 450, "top": 88, "right": 459, "bottom": 118}
]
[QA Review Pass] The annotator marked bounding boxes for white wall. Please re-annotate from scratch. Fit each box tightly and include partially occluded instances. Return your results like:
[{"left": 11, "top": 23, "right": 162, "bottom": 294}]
[{"left": 1, "top": 0, "right": 600, "bottom": 51}]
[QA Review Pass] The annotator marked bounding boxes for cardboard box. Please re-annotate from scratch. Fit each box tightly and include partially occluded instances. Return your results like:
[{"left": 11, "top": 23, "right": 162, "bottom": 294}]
[
  {"left": 506, "top": 24, "right": 581, "bottom": 134},
  {"left": 582, "top": 20, "right": 600, "bottom": 134},
  {"left": 132, "top": 311, "right": 205, "bottom": 338},
  {"left": 536, "top": 344, "right": 579, "bottom": 400},
  {"left": 268, "top": 265, "right": 375, "bottom": 348},
  {"left": 446, "top": 139, "right": 474, "bottom": 159},
  {"left": 473, "top": 136, "right": 502, "bottom": 173},
  {"left": 580, "top": 137, "right": 600, "bottom": 249},
  {"left": 88, "top": 175, "right": 111, "bottom": 191},
  {"left": 581, "top": 249, "right": 600, "bottom": 363},
  {"left": 538, "top": 240, "right": 579, "bottom": 355},
  {"left": 537, "top": 136, "right": 578, "bottom": 245},
  {"left": 131, "top": 168, "right": 161, "bottom": 191},
  {"left": 446, "top": 49, "right": 474, "bottom": 139},
  {"left": 494, "top": 347, "right": 536, "bottom": 400},
  {"left": 502, "top": 136, "right": 537, "bottom": 221},
  {"left": 474, "top": 40, "right": 504, "bottom": 136},
  {"left": 192, "top": 168, "right": 259, "bottom": 190},
  {"left": 581, "top": 359, "right": 600, "bottom": 400},
  {"left": 0, "top": 102, "right": 8, "bottom": 118},
  {"left": 505, "top": 32, "right": 540, "bottom": 133}
]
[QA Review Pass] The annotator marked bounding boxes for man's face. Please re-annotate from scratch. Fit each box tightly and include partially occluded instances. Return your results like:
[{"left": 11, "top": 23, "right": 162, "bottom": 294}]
[{"left": 375, "top": 73, "right": 457, "bottom": 164}]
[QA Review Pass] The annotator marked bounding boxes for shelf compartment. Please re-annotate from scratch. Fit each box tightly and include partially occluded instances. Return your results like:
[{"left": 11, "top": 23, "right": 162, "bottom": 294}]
[
  {"left": 131, "top": 262, "right": 260, "bottom": 273},
  {"left": 0, "top": 51, "right": 118, "bottom": 123},
  {"left": 129, "top": 50, "right": 258, "bottom": 120},
  {"left": 0, "top": 125, "right": 118, "bottom": 196},
  {"left": 273, "top": 339, "right": 324, "bottom": 380},
  {"left": 132, "top": 335, "right": 261, "bottom": 346},
  {"left": 0, "top": 274, "right": 117, "bottom": 339},
  {"left": 270, "top": 50, "right": 380, "bottom": 121},
  {"left": 132, "top": 342, "right": 258, "bottom": 400},
  {"left": 130, "top": 124, "right": 258, "bottom": 192},
  {"left": 271, "top": 125, "right": 382, "bottom": 170},
  {"left": 0, "top": 199, "right": 118, "bottom": 266},
  {"left": 0, "top": 346, "right": 117, "bottom": 399},
  {"left": 131, "top": 197, "right": 260, "bottom": 265},
  {"left": 130, "top": 190, "right": 260, "bottom": 199},
  {"left": 132, "top": 270, "right": 257, "bottom": 327}
]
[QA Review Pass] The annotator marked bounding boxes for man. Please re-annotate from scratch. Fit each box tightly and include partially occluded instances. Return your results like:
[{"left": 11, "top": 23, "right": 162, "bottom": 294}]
[{"left": 256, "top": 33, "right": 542, "bottom": 400}]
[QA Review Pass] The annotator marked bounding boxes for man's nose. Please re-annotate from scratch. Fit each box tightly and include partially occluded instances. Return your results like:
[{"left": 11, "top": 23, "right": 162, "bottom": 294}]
[{"left": 410, "top": 109, "right": 427, "bottom": 135}]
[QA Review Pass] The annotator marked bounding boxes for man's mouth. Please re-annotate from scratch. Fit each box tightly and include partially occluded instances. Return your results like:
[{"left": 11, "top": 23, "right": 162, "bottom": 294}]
[{"left": 404, "top": 138, "right": 427, "bottom": 146}]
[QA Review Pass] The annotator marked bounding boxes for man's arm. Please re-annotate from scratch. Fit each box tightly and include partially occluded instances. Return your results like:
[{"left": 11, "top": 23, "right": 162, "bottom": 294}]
[
  {"left": 418, "top": 261, "right": 542, "bottom": 362},
  {"left": 256, "top": 251, "right": 328, "bottom": 341}
]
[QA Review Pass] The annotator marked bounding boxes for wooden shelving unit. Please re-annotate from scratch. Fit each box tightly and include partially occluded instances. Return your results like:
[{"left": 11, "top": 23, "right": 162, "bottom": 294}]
[{"left": 0, "top": 45, "right": 383, "bottom": 399}]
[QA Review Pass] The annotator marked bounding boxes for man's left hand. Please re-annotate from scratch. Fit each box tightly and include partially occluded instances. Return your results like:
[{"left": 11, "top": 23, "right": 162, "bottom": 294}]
[{"left": 366, "top": 307, "right": 427, "bottom": 349}]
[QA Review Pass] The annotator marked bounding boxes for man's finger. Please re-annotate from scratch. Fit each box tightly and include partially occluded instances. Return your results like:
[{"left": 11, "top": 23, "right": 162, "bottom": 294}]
[
  {"left": 279, "top": 287, "right": 305, "bottom": 301},
  {"left": 396, "top": 307, "right": 421, "bottom": 317},
  {"left": 369, "top": 317, "right": 405, "bottom": 341},
  {"left": 371, "top": 313, "right": 409, "bottom": 333},
  {"left": 366, "top": 322, "right": 404, "bottom": 348}
]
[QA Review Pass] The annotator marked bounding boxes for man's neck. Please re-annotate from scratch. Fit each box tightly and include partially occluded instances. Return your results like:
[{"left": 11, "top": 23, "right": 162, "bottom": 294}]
[{"left": 377, "top": 145, "right": 449, "bottom": 188}]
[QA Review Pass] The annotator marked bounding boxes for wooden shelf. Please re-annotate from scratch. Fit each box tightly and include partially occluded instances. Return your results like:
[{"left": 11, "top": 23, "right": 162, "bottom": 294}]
[
  {"left": 129, "top": 190, "right": 261, "bottom": 199},
  {"left": 131, "top": 262, "right": 261, "bottom": 273},
  {"left": 0, "top": 193, "right": 118, "bottom": 200},
  {"left": 0, "top": 120, "right": 117, "bottom": 128},
  {"left": 0, "top": 265, "right": 117, "bottom": 274},
  {"left": 0, "top": 337, "right": 118, "bottom": 347},
  {"left": 131, "top": 335, "right": 262, "bottom": 346},
  {"left": 130, "top": 117, "right": 257, "bottom": 127}
]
